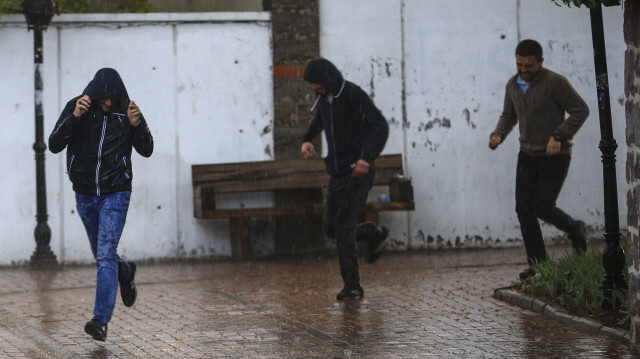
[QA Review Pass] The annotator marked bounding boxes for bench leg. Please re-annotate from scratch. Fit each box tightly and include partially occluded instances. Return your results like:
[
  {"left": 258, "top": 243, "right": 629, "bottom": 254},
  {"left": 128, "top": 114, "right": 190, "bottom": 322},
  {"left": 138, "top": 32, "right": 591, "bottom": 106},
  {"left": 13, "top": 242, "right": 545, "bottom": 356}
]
[
  {"left": 364, "top": 210, "right": 380, "bottom": 225},
  {"left": 230, "top": 218, "right": 252, "bottom": 259}
]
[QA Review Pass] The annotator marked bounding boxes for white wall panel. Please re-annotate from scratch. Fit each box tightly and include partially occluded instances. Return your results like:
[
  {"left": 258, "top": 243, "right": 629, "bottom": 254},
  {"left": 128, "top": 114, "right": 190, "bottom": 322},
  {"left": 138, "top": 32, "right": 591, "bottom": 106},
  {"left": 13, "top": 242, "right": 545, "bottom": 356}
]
[
  {"left": 174, "top": 22, "right": 273, "bottom": 258},
  {"left": 320, "top": 0, "right": 626, "bottom": 249}
]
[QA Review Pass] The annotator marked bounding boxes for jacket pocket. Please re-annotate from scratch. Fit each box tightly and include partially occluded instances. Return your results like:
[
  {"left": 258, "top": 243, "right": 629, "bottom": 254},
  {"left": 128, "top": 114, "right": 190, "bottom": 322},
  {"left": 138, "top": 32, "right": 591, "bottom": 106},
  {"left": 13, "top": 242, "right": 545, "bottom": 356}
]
[
  {"left": 66, "top": 154, "right": 77, "bottom": 183},
  {"left": 66, "top": 154, "right": 92, "bottom": 187}
]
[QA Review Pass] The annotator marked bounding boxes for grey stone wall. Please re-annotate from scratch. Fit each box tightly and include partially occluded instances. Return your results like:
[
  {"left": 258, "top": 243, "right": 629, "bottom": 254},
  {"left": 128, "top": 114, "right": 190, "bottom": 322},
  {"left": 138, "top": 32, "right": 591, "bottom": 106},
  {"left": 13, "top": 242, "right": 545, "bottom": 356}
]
[
  {"left": 625, "top": 0, "right": 640, "bottom": 352},
  {"left": 270, "top": 0, "right": 320, "bottom": 159},
  {"left": 270, "top": 0, "right": 323, "bottom": 256}
]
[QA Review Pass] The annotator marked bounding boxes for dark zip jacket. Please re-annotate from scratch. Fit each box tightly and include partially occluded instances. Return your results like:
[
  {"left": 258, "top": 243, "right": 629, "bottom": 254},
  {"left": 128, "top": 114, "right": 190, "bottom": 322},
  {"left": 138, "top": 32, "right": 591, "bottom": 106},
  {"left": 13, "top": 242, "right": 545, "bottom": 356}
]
[
  {"left": 302, "top": 58, "right": 389, "bottom": 177},
  {"left": 49, "top": 68, "right": 154, "bottom": 196}
]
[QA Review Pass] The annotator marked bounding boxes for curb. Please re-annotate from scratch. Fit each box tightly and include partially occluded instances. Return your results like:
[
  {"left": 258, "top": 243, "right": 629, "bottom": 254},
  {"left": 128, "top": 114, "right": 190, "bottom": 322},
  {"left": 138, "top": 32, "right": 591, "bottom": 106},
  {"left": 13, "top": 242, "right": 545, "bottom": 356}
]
[{"left": 494, "top": 286, "right": 630, "bottom": 343}]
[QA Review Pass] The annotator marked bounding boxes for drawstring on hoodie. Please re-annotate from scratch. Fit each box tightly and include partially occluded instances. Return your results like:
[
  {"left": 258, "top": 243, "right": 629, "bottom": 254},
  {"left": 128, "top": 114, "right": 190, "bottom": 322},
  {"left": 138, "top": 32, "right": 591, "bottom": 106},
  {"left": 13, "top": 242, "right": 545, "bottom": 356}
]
[
  {"left": 335, "top": 80, "right": 346, "bottom": 98},
  {"left": 309, "top": 80, "right": 346, "bottom": 112},
  {"left": 310, "top": 95, "right": 320, "bottom": 112}
]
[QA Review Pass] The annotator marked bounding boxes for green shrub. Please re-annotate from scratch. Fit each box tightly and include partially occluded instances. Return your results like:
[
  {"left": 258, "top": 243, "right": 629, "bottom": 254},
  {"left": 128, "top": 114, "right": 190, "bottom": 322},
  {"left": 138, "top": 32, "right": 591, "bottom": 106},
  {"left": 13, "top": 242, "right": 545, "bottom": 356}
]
[
  {"left": 0, "top": 0, "right": 154, "bottom": 15},
  {"left": 520, "top": 247, "right": 628, "bottom": 325}
]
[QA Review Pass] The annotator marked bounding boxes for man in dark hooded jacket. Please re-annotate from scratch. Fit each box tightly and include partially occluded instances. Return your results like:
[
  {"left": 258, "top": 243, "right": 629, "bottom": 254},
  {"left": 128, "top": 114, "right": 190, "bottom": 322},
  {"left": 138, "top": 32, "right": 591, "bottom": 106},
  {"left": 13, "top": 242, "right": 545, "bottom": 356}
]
[
  {"left": 49, "top": 68, "right": 153, "bottom": 341},
  {"left": 301, "top": 58, "right": 389, "bottom": 300}
]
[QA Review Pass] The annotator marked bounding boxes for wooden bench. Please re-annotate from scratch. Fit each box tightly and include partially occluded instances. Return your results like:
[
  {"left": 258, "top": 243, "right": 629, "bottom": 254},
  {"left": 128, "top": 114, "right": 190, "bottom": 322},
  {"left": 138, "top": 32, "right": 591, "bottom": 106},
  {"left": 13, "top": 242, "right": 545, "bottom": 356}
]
[{"left": 192, "top": 154, "right": 414, "bottom": 259}]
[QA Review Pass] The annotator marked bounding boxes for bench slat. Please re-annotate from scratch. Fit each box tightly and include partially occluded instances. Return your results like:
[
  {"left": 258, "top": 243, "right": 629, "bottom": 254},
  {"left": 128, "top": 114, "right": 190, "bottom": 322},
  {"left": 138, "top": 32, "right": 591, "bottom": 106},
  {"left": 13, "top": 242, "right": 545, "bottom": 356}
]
[
  {"left": 196, "top": 201, "right": 414, "bottom": 220},
  {"left": 198, "top": 169, "right": 403, "bottom": 194},
  {"left": 192, "top": 154, "right": 403, "bottom": 184},
  {"left": 200, "top": 207, "right": 312, "bottom": 219},
  {"left": 365, "top": 201, "right": 415, "bottom": 212},
  {"left": 192, "top": 154, "right": 405, "bottom": 194}
]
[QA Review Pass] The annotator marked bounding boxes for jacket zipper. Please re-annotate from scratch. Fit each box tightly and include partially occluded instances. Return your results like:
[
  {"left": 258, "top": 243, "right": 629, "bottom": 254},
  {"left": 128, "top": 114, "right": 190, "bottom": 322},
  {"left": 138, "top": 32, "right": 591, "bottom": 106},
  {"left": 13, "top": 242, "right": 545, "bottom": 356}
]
[
  {"left": 95, "top": 116, "right": 107, "bottom": 196},
  {"left": 329, "top": 100, "right": 339, "bottom": 174}
]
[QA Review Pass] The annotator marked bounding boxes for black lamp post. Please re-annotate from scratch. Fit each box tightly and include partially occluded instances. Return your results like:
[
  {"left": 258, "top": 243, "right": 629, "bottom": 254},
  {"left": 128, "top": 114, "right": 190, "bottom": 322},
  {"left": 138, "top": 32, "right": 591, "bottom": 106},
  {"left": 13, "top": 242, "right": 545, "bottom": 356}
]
[
  {"left": 22, "top": 0, "right": 59, "bottom": 270},
  {"left": 589, "top": 5, "right": 626, "bottom": 308}
]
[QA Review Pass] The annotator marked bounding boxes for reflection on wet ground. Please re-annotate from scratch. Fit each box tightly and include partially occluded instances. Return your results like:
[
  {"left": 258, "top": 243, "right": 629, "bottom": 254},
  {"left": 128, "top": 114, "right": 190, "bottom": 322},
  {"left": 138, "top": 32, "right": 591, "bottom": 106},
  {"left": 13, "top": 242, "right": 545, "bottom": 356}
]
[{"left": 0, "top": 243, "right": 636, "bottom": 358}]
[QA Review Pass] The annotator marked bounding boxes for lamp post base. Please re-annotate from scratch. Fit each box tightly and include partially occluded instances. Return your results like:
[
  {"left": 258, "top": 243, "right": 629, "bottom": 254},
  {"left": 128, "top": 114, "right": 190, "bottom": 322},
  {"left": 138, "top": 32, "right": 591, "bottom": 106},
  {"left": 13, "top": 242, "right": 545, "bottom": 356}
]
[
  {"left": 601, "top": 232, "right": 626, "bottom": 310},
  {"left": 30, "top": 245, "right": 59, "bottom": 270}
]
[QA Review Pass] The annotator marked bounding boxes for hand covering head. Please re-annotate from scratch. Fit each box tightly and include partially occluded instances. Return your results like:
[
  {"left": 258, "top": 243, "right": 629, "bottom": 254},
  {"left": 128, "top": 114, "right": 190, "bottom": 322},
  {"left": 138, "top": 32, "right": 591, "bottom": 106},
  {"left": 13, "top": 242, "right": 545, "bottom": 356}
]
[{"left": 82, "top": 68, "right": 130, "bottom": 112}]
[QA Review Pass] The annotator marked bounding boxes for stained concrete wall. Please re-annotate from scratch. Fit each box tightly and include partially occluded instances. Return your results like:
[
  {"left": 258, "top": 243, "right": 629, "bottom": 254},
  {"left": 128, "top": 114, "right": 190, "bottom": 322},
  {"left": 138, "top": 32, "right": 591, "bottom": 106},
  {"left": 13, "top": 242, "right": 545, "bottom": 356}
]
[
  {"left": 320, "top": 0, "right": 627, "bottom": 250},
  {"left": 0, "top": 1, "right": 629, "bottom": 265}
]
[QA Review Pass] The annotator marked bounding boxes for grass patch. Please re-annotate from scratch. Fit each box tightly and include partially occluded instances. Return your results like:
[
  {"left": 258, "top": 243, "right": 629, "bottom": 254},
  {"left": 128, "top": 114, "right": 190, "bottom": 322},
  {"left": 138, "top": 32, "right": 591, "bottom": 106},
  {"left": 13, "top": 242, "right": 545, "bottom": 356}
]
[{"left": 519, "top": 247, "right": 628, "bottom": 329}]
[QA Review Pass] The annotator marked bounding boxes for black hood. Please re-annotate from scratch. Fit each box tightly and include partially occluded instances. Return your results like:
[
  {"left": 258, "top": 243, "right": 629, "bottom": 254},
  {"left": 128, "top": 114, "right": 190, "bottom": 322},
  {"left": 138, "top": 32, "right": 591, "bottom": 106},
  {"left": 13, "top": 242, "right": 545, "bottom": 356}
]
[
  {"left": 303, "top": 58, "right": 344, "bottom": 95},
  {"left": 82, "top": 68, "right": 130, "bottom": 111}
]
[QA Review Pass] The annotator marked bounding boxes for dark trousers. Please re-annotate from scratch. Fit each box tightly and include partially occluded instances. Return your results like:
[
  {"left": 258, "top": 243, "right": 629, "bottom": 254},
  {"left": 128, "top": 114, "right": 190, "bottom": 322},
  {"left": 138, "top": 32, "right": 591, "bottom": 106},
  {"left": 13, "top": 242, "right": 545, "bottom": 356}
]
[
  {"left": 515, "top": 151, "right": 578, "bottom": 265},
  {"left": 324, "top": 168, "right": 375, "bottom": 289}
]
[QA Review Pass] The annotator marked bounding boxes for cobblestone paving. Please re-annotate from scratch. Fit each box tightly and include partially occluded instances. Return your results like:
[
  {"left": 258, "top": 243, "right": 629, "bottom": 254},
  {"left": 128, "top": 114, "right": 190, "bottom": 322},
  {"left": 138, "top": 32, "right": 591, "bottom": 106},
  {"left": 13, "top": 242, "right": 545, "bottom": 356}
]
[{"left": 0, "top": 244, "right": 636, "bottom": 358}]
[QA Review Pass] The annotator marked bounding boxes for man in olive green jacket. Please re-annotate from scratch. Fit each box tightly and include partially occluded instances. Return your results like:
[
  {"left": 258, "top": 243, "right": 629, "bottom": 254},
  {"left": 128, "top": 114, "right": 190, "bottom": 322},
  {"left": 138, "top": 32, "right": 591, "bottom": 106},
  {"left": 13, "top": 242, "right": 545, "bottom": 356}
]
[{"left": 489, "top": 39, "right": 589, "bottom": 280}]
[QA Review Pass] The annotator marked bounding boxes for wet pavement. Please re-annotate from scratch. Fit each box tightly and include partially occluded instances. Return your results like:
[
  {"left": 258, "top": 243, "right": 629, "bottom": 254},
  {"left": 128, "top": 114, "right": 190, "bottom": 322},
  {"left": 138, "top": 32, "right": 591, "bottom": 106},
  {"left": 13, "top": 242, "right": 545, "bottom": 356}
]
[{"left": 0, "top": 243, "right": 636, "bottom": 358}]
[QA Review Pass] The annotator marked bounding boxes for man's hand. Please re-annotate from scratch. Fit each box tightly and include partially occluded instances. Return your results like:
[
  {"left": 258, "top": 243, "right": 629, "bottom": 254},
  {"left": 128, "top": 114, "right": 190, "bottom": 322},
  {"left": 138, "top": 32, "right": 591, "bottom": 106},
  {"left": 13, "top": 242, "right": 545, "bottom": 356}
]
[
  {"left": 301, "top": 142, "right": 315, "bottom": 159},
  {"left": 547, "top": 137, "right": 561, "bottom": 156},
  {"left": 489, "top": 135, "right": 502, "bottom": 150},
  {"left": 128, "top": 101, "right": 141, "bottom": 126},
  {"left": 74, "top": 95, "right": 91, "bottom": 117},
  {"left": 352, "top": 159, "right": 370, "bottom": 177}
]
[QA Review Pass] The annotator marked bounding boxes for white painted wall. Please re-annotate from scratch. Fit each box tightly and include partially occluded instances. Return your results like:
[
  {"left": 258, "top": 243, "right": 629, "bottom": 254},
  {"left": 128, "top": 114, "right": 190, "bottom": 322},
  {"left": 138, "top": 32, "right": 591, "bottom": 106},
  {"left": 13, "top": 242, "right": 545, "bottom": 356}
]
[
  {"left": 320, "top": 0, "right": 627, "bottom": 249},
  {"left": 0, "top": 2, "right": 627, "bottom": 264},
  {"left": 0, "top": 13, "right": 272, "bottom": 265}
]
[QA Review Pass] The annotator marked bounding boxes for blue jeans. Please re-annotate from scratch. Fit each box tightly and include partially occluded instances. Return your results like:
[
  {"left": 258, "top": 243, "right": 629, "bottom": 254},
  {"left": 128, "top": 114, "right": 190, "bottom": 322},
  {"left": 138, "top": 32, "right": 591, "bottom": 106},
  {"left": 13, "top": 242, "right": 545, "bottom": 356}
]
[{"left": 76, "top": 191, "right": 134, "bottom": 325}]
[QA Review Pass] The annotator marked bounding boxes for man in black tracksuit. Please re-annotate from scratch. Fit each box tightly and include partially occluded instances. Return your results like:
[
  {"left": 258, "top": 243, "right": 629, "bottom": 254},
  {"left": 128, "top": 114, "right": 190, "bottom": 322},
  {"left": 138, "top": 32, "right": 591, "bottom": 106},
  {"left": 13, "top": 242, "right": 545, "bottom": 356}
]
[
  {"left": 301, "top": 58, "right": 389, "bottom": 300},
  {"left": 49, "top": 68, "right": 153, "bottom": 341}
]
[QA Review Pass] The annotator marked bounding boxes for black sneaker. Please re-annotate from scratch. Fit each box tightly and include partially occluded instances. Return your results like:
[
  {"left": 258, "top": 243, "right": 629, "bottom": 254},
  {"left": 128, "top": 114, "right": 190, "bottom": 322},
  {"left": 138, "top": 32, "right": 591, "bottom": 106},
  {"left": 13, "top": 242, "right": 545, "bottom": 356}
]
[
  {"left": 336, "top": 286, "right": 364, "bottom": 300},
  {"left": 519, "top": 267, "right": 536, "bottom": 280},
  {"left": 569, "top": 220, "right": 587, "bottom": 254},
  {"left": 366, "top": 226, "right": 389, "bottom": 264},
  {"left": 84, "top": 318, "right": 107, "bottom": 341},
  {"left": 120, "top": 261, "right": 137, "bottom": 307}
]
